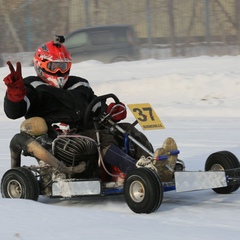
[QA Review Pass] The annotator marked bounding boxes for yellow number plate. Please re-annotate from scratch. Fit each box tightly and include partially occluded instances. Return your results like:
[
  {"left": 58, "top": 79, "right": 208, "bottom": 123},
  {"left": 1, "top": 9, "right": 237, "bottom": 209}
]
[{"left": 127, "top": 103, "right": 165, "bottom": 130}]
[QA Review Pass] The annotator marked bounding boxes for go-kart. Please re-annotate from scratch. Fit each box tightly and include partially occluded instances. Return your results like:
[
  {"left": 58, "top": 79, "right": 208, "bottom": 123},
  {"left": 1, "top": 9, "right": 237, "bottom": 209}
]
[{"left": 1, "top": 93, "right": 240, "bottom": 214}]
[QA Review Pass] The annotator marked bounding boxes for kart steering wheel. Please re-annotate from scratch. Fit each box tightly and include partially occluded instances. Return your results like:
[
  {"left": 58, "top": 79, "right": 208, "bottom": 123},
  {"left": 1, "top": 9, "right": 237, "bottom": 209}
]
[{"left": 83, "top": 93, "right": 120, "bottom": 129}]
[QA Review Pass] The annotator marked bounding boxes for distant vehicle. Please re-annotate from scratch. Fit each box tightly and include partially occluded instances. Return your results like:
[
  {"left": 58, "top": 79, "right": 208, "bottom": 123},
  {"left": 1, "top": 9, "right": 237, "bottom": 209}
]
[{"left": 64, "top": 25, "right": 141, "bottom": 63}]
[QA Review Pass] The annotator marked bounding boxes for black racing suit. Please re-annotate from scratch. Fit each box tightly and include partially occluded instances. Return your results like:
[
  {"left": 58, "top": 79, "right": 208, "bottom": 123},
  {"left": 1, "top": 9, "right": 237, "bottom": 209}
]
[{"left": 4, "top": 75, "right": 102, "bottom": 139}]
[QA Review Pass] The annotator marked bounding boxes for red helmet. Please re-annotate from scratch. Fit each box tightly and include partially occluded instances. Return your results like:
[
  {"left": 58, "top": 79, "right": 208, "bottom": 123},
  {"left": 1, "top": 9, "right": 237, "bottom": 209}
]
[{"left": 33, "top": 36, "right": 72, "bottom": 88}]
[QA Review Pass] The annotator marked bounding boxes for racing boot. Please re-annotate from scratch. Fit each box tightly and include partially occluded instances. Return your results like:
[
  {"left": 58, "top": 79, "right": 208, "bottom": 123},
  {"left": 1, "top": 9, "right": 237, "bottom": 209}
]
[{"left": 154, "top": 137, "right": 178, "bottom": 182}]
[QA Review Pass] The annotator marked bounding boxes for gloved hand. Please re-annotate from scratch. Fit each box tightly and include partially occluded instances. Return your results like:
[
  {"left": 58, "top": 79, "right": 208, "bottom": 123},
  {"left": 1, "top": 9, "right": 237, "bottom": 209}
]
[
  {"left": 3, "top": 61, "right": 26, "bottom": 102},
  {"left": 107, "top": 102, "right": 127, "bottom": 122}
]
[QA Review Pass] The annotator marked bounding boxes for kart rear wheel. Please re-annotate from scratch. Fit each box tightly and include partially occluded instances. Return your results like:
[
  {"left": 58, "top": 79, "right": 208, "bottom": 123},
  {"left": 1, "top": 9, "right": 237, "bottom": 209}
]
[
  {"left": 124, "top": 168, "right": 163, "bottom": 214},
  {"left": 1, "top": 167, "right": 39, "bottom": 201},
  {"left": 205, "top": 151, "right": 240, "bottom": 194}
]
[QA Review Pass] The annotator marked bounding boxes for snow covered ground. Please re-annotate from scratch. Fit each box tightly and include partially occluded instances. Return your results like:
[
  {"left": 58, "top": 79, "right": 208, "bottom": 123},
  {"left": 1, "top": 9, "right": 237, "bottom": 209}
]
[{"left": 0, "top": 56, "right": 240, "bottom": 239}]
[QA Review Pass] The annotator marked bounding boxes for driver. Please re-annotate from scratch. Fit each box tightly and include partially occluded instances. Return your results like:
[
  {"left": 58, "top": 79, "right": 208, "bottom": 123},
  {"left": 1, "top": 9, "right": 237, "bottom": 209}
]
[{"left": 3, "top": 36, "right": 156, "bottom": 175}]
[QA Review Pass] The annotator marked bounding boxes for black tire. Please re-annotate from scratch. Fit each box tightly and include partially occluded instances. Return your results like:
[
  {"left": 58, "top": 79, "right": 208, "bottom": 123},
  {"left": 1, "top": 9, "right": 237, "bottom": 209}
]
[
  {"left": 124, "top": 168, "right": 163, "bottom": 214},
  {"left": 205, "top": 151, "right": 240, "bottom": 194},
  {"left": 1, "top": 167, "right": 39, "bottom": 201}
]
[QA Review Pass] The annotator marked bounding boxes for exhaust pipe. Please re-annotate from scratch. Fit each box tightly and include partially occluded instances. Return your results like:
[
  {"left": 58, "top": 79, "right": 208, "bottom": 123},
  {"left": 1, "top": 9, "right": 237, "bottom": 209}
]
[{"left": 10, "top": 133, "right": 70, "bottom": 174}]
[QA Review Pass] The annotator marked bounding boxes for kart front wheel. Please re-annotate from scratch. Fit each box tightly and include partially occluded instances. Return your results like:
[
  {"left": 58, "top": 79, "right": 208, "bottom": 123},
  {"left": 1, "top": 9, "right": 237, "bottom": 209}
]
[
  {"left": 124, "top": 168, "right": 163, "bottom": 214},
  {"left": 1, "top": 167, "right": 39, "bottom": 201},
  {"left": 205, "top": 151, "right": 240, "bottom": 194}
]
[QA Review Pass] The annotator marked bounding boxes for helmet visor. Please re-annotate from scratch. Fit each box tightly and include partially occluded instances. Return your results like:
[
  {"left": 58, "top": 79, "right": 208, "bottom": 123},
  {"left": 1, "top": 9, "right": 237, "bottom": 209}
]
[{"left": 43, "top": 61, "right": 71, "bottom": 74}]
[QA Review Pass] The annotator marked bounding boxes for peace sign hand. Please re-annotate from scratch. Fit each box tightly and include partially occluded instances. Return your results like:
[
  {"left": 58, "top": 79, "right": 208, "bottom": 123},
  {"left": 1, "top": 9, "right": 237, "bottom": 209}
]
[
  {"left": 3, "top": 61, "right": 26, "bottom": 102},
  {"left": 4, "top": 61, "right": 23, "bottom": 86}
]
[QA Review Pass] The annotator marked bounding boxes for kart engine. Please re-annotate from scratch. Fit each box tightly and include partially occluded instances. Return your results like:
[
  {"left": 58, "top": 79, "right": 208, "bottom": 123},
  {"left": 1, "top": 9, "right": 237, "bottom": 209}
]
[{"left": 52, "top": 136, "right": 99, "bottom": 177}]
